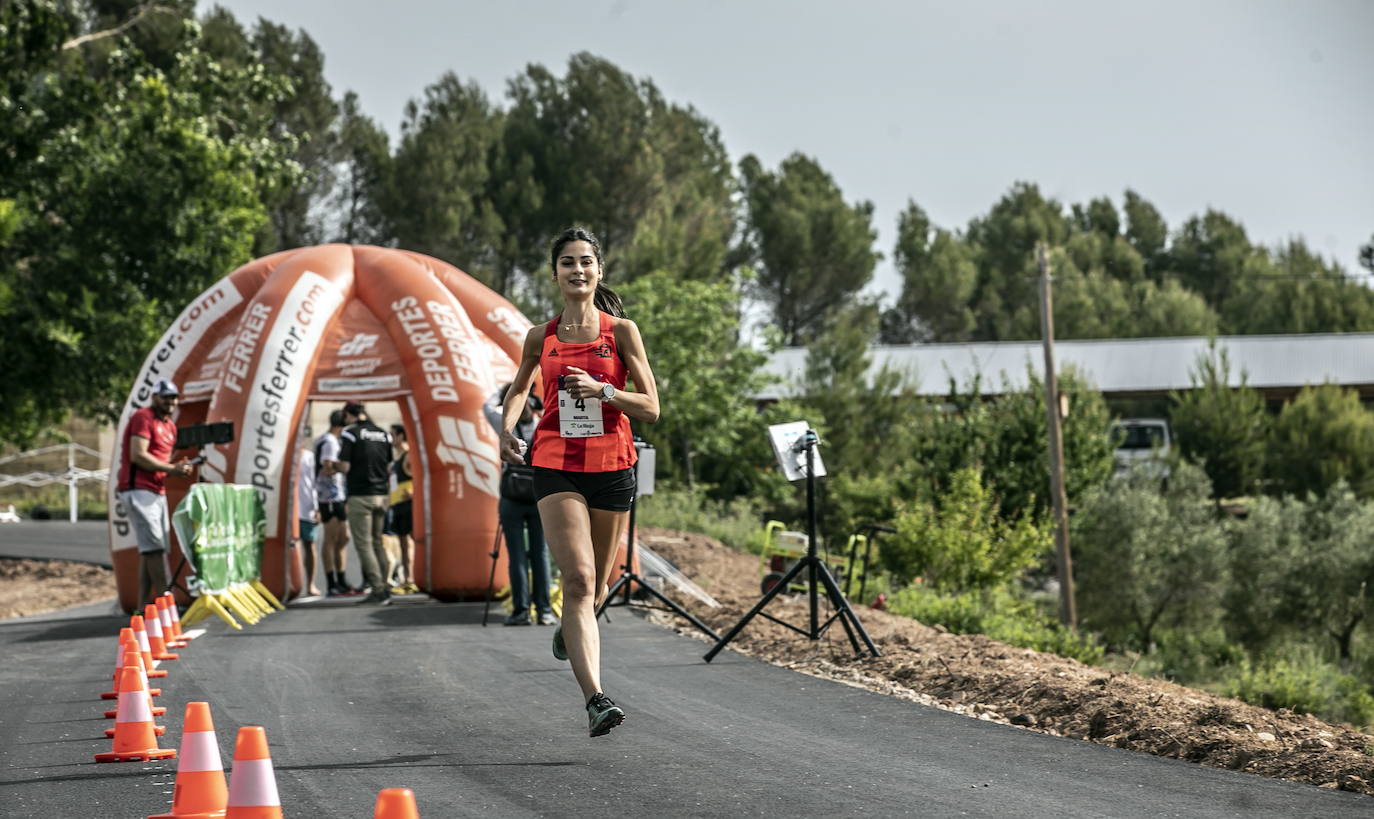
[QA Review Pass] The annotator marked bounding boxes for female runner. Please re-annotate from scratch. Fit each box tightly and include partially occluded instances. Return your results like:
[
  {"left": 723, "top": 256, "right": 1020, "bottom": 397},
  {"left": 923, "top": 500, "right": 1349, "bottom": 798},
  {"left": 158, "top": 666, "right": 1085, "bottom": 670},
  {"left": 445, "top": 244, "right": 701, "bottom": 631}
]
[{"left": 499, "top": 226, "right": 660, "bottom": 737}]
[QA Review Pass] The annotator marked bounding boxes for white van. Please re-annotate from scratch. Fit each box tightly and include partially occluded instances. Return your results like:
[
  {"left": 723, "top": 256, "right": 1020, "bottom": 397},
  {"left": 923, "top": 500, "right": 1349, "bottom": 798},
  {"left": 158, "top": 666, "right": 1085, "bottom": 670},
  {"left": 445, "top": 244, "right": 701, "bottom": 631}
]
[{"left": 1109, "top": 418, "right": 1171, "bottom": 475}]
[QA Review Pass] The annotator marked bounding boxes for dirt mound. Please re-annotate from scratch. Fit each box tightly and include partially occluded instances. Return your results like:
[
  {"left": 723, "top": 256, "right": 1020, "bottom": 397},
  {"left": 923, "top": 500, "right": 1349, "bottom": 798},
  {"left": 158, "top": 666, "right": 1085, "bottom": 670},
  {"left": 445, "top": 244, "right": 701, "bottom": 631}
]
[
  {"left": 0, "top": 558, "right": 115, "bottom": 618},
  {"left": 639, "top": 527, "right": 1374, "bottom": 797}
]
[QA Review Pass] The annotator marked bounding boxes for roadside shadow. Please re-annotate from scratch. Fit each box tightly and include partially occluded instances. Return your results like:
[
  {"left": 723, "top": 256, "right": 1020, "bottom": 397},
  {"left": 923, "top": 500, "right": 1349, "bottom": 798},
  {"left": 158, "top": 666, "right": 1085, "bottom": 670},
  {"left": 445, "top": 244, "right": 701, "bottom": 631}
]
[{"left": 8, "top": 615, "right": 124, "bottom": 643}]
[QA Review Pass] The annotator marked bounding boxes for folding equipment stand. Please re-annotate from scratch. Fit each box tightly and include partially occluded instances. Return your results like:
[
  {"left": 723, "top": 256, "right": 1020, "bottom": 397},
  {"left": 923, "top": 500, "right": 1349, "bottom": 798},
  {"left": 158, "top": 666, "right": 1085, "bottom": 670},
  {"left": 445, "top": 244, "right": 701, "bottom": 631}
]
[
  {"left": 166, "top": 422, "right": 235, "bottom": 598},
  {"left": 597, "top": 441, "right": 720, "bottom": 641},
  {"left": 704, "top": 427, "right": 880, "bottom": 662}
]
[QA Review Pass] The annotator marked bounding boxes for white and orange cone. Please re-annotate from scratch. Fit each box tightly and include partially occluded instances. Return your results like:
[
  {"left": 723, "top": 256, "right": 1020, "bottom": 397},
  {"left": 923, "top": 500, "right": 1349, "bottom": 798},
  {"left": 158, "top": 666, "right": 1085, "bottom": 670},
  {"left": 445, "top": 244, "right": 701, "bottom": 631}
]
[
  {"left": 145, "top": 604, "right": 181, "bottom": 661},
  {"left": 149, "top": 701, "right": 228, "bottom": 819},
  {"left": 164, "top": 592, "right": 194, "bottom": 641},
  {"left": 103, "top": 629, "right": 161, "bottom": 697},
  {"left": 157, "top": 596, "right": 188, "bottom": 648},
  {"left": 132, "top": 633, "right": 169, "bottom": 680},
  {"left": 105, "top": 649, "right": 166, "bottom": 722},
  {"left": 225, "top": 726, "right": 282, "bottom": 818},
  {"left": 374, "top": 788, "right": 421, "bottom": 818},
  {"left": 131, "top": 615, "right": 160, "bottom": 671},
  {"left": 130, "top": 626, "right": 170, "bottom": 679},
  {"left": 94, "top": 665, "right": 176, "bottom": 762}
]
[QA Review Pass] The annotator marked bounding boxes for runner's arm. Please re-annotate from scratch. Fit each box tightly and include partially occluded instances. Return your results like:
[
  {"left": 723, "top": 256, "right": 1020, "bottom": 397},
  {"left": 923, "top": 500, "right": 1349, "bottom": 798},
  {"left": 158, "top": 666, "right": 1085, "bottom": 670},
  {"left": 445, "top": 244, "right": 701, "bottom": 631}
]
[
  {"left": 607, "top": 319, "right": 660, "bottom": 423},
  {"left": 498, "top": 327, "right": 543, "bottom": 463}
]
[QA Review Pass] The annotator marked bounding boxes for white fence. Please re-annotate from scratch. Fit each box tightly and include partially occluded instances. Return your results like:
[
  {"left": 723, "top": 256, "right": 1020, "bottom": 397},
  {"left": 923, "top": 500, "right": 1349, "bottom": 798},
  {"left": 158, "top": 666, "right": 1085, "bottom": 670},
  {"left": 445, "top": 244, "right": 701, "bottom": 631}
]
[{"left": 0, "top": 443, "right": 110, "bottom": 523}]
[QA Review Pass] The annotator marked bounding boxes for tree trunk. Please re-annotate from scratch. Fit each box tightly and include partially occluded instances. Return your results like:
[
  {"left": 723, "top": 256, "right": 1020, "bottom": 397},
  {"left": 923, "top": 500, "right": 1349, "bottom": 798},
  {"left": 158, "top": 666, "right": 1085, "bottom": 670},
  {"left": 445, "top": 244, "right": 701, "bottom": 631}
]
[{"left": 683, "top": 435, "right": 696, "bottom": 490}]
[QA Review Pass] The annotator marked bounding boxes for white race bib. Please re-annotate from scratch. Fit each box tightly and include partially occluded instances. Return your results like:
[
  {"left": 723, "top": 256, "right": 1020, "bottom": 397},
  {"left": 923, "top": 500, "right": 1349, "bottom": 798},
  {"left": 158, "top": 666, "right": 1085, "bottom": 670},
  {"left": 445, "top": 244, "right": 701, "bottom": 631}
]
[{"left": 559, "top": 387, "right": 606, "bottom": 438}]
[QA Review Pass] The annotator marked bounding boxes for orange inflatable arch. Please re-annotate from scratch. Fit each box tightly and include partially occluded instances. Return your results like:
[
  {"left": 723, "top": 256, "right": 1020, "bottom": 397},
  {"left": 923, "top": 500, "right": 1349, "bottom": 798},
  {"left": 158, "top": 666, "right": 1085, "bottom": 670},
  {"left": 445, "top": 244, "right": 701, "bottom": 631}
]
[{"left": 107, "top": 245, "right": 535, "bottom": 612}]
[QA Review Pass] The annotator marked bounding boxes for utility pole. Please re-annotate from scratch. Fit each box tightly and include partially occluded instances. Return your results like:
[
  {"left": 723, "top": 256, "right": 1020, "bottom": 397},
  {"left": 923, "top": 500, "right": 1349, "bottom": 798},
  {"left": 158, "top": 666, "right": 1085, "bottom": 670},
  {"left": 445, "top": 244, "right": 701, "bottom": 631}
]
[{"left": 1037, "top": 243, "right": 1077, "bottom": 629}]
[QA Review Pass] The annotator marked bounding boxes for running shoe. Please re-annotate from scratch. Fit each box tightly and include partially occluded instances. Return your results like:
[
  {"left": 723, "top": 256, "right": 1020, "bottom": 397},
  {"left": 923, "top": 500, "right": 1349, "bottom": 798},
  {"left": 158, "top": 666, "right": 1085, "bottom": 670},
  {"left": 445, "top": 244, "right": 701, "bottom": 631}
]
[
  {"left": 504, "top": 611, "right": 532, "bottom": 626},
  {"left": 537, "top": 611, "right": 558, "bottom": 626},
  {"left": 586, "top": 693, "right": 625, "bottom": 737},
  {"left": 552, "top": 624, "right": 568, "bottom": 661}
]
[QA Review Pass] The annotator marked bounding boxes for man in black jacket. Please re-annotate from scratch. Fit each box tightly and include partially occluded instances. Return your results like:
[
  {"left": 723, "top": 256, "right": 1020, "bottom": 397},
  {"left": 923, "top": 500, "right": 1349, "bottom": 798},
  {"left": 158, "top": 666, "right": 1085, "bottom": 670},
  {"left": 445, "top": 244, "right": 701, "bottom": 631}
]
[{"left": 336, "top": 401, "right": 394, "bottom": 604}]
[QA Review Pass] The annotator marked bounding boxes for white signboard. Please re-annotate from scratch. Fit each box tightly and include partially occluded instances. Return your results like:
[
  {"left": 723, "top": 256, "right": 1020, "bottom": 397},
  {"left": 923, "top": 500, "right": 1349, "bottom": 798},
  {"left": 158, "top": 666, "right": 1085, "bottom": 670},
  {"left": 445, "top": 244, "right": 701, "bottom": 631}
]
[{"left": 768, "top": 421, "right": 826, "bottom": 482}]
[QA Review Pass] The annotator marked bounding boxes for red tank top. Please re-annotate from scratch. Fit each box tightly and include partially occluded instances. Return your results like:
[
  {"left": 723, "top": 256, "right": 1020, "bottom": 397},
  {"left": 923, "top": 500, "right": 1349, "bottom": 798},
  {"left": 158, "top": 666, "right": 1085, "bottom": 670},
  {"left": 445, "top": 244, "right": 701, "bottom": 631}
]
[{"left": 531, "top": 311, "right": 637, "bottom": 473}]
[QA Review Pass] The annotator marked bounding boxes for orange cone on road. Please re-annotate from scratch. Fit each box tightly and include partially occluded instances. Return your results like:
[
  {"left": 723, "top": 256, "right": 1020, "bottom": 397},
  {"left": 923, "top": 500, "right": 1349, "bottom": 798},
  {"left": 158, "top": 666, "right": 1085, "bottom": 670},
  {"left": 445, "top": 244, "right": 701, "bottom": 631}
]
[
  {"left": 105, "top": 649, "right": 166, "bottom": 721},
  {"left": 164, "top": 592, "right": 193, "bottom": 641},
  {"left": 157, "top": 596, "right": 188, "bottom": 648},
  {"left": 225, "top": 727, "right": 282, "bottom": 818},
  {"left": 133, "top": 633, "right": 169, "bottom": 680},
  {"left": 131, "top": 615, "right": 160, "bottom": 671},
  {"left": 94, "top": 665, "right": 176, "bottom": 762},
  {"left": 149, "top": 702, "right": 228, "bottom": 819},
  {"left": 104, "top": 630, "right": 162, "bottom": 697},
  {"left": 145, "top": 604, "right": 181, "bottom": 660},
  {"left": 374, "top": 788, "right": 420, "bottom": 818},
  {"left": 129, "top": 626, "right": 170, "bottom": 679}
]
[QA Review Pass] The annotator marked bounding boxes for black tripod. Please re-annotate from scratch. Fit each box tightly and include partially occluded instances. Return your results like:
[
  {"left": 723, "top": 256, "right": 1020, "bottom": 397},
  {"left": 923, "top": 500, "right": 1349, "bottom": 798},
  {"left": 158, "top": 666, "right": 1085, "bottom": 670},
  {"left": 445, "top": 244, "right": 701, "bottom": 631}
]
[
  {"left": 596, "top": 490, "right": 720, "bottom": 641},
  {"left": 480, "top": 523, "right": 506, "bottom": 627},
  {"left": 704, "top": 430, "right": 880, "bottom": 662}
]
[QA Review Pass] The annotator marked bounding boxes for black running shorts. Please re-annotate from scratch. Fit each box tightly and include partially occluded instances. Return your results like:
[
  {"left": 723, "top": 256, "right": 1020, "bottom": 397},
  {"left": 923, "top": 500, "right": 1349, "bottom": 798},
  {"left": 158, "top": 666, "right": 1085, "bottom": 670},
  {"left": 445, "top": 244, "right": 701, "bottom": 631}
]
[
  {"left": 388, "top": 500, "right": 413, "bottom": 537},
  {"left": 532, "top": 466, "right": 636, "bottom": 511},
  {"left": 320, "top": 501, "right": 347, "bottom": 522}
]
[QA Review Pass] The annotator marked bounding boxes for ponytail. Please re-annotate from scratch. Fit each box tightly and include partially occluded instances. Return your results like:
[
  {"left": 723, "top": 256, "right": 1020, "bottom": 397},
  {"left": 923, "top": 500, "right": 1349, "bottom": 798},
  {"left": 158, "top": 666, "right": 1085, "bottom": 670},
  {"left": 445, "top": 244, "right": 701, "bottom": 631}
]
[
  {"left": 594, "top": 282, "right": 625, "bottom": 318},
  {"left": 551, "top": 226, "right": 628, "bottom": 318}
]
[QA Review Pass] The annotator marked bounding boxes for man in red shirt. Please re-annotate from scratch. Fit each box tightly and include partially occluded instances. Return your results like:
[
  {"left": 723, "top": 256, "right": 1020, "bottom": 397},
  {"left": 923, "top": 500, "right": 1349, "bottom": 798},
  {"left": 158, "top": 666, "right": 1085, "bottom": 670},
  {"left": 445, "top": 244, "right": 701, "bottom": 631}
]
[{"left": 117, "top": 379, "right": 193, "bottom": 607}]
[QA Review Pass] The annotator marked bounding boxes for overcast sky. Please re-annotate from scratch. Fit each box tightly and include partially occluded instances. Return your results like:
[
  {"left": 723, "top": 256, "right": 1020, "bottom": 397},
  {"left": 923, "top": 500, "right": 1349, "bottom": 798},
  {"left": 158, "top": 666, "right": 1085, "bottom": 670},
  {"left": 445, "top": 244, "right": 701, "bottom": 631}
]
[{"left": 215, "top": 0, "right": 1374, "bottom": 301}]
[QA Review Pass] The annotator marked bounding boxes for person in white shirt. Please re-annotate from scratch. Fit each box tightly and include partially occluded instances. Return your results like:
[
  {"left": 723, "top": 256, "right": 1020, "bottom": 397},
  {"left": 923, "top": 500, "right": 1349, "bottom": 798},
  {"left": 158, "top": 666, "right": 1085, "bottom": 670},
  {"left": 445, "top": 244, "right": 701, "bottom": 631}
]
[
  {"left": 314, "top": 409, "right": 355, "bottom": 596},
  {"left": 294, "top": 426, "right": 322, "bottom": 596}
]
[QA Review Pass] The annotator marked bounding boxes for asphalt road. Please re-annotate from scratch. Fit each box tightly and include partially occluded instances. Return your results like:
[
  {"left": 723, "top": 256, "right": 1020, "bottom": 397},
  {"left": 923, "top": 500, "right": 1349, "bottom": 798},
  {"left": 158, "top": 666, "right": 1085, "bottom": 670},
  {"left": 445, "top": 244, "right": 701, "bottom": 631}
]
[
  {"left": 0, "top": 520, "right": 111, "bottom": 566},
  {"left": 2, "top": 523, "right": 1371, "bottom": 817}
]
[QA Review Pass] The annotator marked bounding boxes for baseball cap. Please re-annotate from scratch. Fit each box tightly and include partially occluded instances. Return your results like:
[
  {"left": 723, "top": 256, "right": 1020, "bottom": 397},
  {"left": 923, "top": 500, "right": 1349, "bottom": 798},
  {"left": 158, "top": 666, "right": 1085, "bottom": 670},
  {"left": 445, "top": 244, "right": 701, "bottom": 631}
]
[
  {"left": 343, "top": 400, "right": 365, "bottom": 416},
  {"left": 153, "top": 379, "right": 179, "bottom": 397}
]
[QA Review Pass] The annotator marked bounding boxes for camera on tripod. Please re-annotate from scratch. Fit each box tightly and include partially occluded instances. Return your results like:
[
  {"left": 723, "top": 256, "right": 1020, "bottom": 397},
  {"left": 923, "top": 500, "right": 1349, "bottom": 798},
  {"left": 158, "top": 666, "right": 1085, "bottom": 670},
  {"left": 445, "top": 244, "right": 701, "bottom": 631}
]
[{"left": 175, "top": 422, "right": 235, "bottom": 465}]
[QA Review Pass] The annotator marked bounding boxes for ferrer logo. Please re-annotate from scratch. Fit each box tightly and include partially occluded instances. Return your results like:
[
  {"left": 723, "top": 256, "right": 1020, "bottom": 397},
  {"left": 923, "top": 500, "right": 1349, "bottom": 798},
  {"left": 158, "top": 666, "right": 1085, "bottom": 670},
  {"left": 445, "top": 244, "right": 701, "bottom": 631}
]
[
  {"left": 433, "top": 416, "right": 500, "bottom": 498},
  {"left": 338, "top": 333, "right": 379, "bottom": 356},
  {"left": 231, "top": 271, "right": 345, "bottom": 537}
]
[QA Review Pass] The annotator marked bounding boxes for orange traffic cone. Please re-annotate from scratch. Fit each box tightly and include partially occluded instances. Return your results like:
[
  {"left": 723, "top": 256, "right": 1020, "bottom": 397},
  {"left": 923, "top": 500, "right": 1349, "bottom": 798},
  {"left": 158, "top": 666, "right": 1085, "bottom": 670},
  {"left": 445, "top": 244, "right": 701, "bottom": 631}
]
[
  {"left": 129, "top": 626, "right": 170, "bottom": 679},
  {"left": 145, "top": 604, "right": 181, "bottom": 660},
  {"left": 225, "top": 726, "right": 282, "bottom": 818},
  {"left": 149, "top": 702, "right": 228, "bottom": 819},
  {"left": 374, "top": 787, "right": 420, "bottom": 818},
  {"left": 133, "top": 633, "right": 169, "bottom": 680},
  {"left": 94, "top": 665, "right": 176, "bottom": 762},
  {"left": 106, "top": 649, "right": 167, "bottom": 721},
  {"left": 164, "top": 592, "right": 194, "bottom": 641},
  {"left": 131, "top": 615, "right": 160, "bottom": 671},
  {"left": 104, "top": 630, "right": 162, "bottom": 697},
  {"left": 156, "top": 597, "right": 188, "bottom": 648}
]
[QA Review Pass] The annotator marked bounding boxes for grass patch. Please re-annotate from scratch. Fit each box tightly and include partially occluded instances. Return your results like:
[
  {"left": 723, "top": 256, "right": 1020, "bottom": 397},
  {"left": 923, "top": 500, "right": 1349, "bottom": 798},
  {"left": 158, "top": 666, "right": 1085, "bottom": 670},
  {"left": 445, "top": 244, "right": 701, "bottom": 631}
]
[
  {"left": 886, "top": 583, "right": 1104, "bottom": 665},
  {"left": 636, "top": 484, "right": 770, "bottom": 554}
]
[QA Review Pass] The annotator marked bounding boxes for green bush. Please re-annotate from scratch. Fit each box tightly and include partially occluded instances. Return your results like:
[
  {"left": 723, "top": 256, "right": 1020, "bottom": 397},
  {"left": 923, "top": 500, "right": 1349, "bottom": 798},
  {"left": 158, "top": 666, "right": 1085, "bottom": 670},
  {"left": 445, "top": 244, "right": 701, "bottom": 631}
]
[
  {"left": 1124, "top": 627, "right": 1246, "bottom": 684},
  {"left": 886, "top": 584, "right": 1104, "bottom": 665},
  {"left": 882, "top": 467, "right": 1051, "bottom": 591},
  {"left": 1268, "top": 383, "right": 1374, "bottom": 498},
  {"left": 637, "top": 483, "right": 771, "bottom": 554},
  {"left": 1221, "top": 646, "right": 1374, "bottom": 730},
  {"left": 1071, "top": 461, "right": 1228, "bottom": 652},
  {"left": 1169, "top": 342, "right": 1268, "bottom": 499},
  {"left": 1227, "top": 486, "right": 1374, "bottom": 662}
]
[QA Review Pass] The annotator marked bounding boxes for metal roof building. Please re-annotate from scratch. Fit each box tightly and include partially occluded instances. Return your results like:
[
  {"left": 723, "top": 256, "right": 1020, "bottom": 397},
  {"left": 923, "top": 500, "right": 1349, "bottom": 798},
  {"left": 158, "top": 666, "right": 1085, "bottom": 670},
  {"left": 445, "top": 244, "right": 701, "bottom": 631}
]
[{"left": 758, "top": 333, "right": 1374, "bottom": 401}]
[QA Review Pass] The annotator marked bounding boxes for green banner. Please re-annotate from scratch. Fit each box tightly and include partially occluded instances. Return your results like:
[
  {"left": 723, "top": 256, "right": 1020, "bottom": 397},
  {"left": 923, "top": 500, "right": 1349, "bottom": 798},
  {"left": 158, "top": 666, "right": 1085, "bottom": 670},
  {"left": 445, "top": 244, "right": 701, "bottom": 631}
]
[{"left": 172, "top": 484, "right": 265, "bottom": 593}]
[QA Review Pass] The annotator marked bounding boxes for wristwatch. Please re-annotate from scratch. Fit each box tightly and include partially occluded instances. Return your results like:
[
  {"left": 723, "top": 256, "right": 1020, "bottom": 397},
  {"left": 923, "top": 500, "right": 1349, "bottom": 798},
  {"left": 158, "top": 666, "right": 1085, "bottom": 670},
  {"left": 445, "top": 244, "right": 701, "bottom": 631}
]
[{"left": 599, "top": 383, "right": 615, "bottom": 401}]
